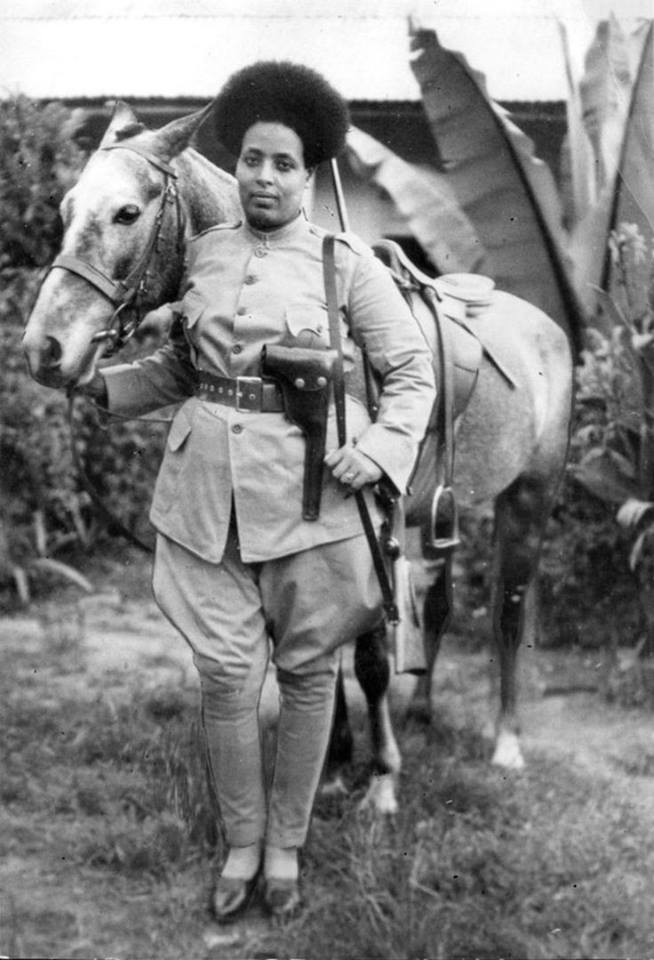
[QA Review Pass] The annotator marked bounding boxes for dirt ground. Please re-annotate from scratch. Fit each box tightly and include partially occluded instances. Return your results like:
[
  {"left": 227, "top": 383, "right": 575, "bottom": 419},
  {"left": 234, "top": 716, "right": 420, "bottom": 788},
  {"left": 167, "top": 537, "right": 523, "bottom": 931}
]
[
  {"left": 8, "top": 578, "right": 654, "bottom": 788},
  {"left": 2, "top": 553, "right": 654, "bottom": 958}
]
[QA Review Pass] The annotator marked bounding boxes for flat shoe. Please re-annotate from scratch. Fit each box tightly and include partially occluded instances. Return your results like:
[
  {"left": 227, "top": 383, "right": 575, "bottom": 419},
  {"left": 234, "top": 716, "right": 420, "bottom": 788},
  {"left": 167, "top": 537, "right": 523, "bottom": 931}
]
[
  {"left": 263, "top": 876, "right": 302, "bottom": 920},
  {"left": 211, "top": 872, "right": 259, "bottom": 923}
]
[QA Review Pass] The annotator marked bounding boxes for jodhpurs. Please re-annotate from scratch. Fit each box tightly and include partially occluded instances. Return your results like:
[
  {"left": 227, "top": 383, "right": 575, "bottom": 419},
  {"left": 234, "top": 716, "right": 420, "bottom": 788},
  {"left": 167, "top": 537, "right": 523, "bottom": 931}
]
[{"left": 152, "top": 525, "right": 383, "bottom": 847}]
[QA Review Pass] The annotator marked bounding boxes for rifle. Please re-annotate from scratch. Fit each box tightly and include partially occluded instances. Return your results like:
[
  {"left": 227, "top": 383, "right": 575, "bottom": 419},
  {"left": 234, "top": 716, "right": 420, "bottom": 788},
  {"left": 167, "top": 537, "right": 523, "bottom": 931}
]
[{"left": 326, "top": 158, "right": 427, "bottom": 674}]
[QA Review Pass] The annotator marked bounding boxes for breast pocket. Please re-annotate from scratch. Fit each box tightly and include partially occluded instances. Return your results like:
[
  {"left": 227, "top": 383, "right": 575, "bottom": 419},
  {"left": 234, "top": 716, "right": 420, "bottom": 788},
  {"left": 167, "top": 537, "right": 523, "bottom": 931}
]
[{"left": 285, "top": 303, "right": 330, "bottom": 348}]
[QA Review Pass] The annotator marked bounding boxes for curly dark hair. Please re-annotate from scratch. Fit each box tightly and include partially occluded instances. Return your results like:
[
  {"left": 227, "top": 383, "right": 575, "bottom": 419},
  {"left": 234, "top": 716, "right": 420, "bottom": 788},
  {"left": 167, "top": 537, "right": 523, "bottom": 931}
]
[{"left": 212, "top": 61, "right": 350, "bottom": 168}]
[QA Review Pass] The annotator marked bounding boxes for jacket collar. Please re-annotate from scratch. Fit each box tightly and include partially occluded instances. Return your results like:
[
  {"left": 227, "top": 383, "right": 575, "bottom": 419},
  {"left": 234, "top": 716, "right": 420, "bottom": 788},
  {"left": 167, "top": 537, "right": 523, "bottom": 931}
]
[{"left": 244, "top": 209, "right": 310, "bottom": 246}]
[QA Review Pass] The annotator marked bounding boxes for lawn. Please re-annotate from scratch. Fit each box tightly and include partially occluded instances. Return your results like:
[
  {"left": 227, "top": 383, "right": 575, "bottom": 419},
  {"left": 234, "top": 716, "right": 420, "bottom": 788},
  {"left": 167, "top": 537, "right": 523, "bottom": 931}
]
[{"left": 1, "top": 552, "right": 654, "bottom": 959}]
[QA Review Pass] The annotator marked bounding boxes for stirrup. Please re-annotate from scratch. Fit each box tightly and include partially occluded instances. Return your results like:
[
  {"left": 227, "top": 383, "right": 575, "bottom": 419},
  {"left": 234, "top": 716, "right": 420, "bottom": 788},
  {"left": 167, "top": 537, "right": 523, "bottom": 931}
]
[{"left": 427, "top": 483, "right": 460, "bottom": 552}]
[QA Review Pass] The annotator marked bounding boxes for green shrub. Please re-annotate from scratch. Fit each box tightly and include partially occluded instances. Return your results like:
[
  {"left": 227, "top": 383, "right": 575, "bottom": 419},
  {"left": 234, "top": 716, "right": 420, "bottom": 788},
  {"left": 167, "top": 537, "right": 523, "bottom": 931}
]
[
  {"left": 0, "top": 97, "right": 168, "bottom": 606},
  {"left": 539, "top": 473, "right": 639, "bottom": 649},
  {"left": 562, "top": 224, "right": 654, "bottom": 658},
  {"left": 0, "top": 95, "right": 83, "bottom": 270}
]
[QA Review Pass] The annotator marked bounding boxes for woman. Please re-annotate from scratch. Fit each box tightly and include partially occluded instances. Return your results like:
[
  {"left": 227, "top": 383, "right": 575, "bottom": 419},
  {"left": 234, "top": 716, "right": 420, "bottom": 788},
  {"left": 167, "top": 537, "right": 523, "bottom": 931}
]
[{"left": 90, "top": 61, "right": 435, "bottom": 921}]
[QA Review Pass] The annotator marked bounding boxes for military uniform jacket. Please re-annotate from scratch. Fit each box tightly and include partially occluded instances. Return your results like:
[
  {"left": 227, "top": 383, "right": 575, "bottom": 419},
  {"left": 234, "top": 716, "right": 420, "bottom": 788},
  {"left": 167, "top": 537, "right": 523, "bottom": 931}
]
[{"left": 103, "top": 213, "right": 435, "bottom": 563}]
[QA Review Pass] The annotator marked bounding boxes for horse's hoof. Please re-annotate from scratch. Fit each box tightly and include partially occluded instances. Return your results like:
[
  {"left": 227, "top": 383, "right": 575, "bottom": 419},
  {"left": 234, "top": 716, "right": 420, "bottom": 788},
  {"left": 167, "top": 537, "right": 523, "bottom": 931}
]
[
  {"left": 491, "top": 730, "right": 525, "bottom": 770},
  {"left": 359, "top": 773, "right": 398, "bottom": 815}
]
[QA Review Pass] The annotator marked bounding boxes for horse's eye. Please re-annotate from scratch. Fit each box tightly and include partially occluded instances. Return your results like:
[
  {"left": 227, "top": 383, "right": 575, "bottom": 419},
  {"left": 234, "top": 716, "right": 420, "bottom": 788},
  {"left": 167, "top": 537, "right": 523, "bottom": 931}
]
[{"left": 114, "top": 204, "right": 141, "bottom": 224}]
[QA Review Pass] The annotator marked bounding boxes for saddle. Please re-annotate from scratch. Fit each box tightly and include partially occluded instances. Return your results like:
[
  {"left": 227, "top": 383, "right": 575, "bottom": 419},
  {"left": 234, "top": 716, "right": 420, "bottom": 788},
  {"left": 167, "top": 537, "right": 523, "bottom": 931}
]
[{"left": 371, "top": 239, "right": 486, "bottom": 555}]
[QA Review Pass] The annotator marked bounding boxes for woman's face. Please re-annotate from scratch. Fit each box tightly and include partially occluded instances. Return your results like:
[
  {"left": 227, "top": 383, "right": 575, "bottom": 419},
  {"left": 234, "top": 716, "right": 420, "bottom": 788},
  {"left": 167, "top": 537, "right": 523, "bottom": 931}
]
[{"left": 236, "top": 122, "right": 311, "bottom": 231}]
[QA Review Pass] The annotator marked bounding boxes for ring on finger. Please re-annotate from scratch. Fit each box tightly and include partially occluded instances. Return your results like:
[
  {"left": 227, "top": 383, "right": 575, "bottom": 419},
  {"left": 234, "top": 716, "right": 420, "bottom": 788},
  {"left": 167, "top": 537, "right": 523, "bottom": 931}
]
[{"left": 343, "top": 472, "right": 355, "bottom": 482}]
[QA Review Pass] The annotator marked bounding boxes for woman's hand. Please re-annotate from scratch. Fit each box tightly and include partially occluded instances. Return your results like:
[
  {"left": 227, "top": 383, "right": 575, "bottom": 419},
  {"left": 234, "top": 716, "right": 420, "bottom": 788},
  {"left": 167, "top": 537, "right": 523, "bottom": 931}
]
[
  {"left": 75, "top": 370, "right": 107, "bottom": 406},
  {"left": 324, "top": 443, "right": 382, "bottom": 491}
]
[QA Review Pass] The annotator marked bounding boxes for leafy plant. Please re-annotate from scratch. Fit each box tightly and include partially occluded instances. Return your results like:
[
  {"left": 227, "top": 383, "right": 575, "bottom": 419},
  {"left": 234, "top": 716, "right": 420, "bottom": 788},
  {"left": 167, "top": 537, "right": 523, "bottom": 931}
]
[
  {"left": 573, "top": 224, "right": 654, "bottom": 520},
  {"left": 0, "top": 95, "right": 83, "bottom": 271},
  {"left": 0, "top": 97, "right": 168, "bottom": 607},
  {"left": 0, "top": 283, "right": 94, "bottom": 603},
  {"left": 570, "top": 221, "right": 654, "bottom": 659}
]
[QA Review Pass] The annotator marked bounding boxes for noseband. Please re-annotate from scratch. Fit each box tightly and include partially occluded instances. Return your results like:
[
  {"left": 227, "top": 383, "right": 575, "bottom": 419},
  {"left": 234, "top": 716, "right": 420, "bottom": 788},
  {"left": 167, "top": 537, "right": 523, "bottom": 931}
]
[{"left": 48, "top": 143, "right": 185, "bottom": 355}]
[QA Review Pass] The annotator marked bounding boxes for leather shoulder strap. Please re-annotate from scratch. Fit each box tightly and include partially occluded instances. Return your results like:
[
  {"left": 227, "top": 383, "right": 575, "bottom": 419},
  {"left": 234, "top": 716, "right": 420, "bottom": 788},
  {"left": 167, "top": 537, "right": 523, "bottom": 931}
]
[
  {"left": 322, "top": 234, "right": 347, "bottom": 448},
  {"left": 321, "top": 234, "right": 398, "bottom": 623}
]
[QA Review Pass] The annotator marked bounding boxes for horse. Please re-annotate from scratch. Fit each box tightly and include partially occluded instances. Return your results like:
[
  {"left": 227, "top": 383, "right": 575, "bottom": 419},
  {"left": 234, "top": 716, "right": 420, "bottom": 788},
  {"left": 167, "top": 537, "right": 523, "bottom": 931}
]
[{"left": 22, "top": 105, "right": 574, "bottom": 814}]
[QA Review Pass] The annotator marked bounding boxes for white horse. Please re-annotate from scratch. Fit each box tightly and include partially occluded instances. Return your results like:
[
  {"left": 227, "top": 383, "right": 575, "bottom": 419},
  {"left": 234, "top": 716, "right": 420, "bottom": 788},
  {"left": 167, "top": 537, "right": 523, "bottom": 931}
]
[{"left": 23, "top": 105, "right": 574, "bottom": 813}]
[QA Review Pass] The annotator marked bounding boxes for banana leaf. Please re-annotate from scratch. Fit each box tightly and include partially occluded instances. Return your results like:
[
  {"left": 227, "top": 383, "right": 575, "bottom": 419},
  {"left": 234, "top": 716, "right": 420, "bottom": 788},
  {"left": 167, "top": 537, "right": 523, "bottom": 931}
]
[
  {"left": 409, "top": 25, "right": 583, "bottom": 347},
  {"left": 345, "top": 125, "right": 485, "bottom": 274},
  {"left": 558, "top": 19, "right": 596, "bottom": 226},
  {"left": 565, "top": 17, "right": 637, "bottom": 316},
  {"left": 604, "top": 22, "right": 654, "bottom": 292},
  {"left": 579, "top": 15, "right": 632, "bottom": 195},
  {"left": 566, "top": 20, "right": 650, "bottom": 320}
]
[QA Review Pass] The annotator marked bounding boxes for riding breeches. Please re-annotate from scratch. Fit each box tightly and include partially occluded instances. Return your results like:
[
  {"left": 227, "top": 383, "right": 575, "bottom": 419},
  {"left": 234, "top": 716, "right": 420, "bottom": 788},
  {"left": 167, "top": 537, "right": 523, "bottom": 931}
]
[{"left": 152, "top": 525, "right": 383, "bottom": 847}]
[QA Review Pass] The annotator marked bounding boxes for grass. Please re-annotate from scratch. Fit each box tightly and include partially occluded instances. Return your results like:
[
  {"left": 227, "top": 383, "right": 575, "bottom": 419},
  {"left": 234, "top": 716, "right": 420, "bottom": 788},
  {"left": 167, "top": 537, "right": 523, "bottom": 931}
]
[
  {"left": 2, "top": 596, "right": 654, "bottom": 959},
  {"left": 294, "top": 736, "right": 652, "bottom": 960}
]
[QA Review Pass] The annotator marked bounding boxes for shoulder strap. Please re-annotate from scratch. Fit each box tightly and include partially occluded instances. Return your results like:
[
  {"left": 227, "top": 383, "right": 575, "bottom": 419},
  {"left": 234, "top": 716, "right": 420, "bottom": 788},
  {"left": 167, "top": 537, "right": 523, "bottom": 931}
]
[
  {"left": 322, "top": 235, "right": 347, "bottom": 447},
  {"left": 322, "top": 235, "right": 399, "bottom": 624}
]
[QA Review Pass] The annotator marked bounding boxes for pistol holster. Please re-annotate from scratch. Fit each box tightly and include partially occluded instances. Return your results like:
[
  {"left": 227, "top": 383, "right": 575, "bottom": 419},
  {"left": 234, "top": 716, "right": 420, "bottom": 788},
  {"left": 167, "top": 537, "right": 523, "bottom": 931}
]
[{"left": 260, "top": 344, "right": 337, "bottom": 521}]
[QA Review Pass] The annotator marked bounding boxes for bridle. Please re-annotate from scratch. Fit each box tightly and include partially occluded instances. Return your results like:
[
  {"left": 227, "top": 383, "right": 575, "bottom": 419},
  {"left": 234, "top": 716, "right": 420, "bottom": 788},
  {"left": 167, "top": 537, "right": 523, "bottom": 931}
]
[
  {"left": 53, "top": 142, "right": 187, "bottom": 553},
  {"left": 49, "top": 142, "right": 185, "bottom": 357}
]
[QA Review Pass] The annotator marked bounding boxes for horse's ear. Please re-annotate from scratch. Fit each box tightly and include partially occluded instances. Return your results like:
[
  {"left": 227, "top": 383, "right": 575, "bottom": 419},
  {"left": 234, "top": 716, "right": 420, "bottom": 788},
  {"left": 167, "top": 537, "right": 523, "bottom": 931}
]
[
  {"left": 149, "top": 103, "right": 214, "bottom": 161},
  {"left": 100, "top": 101, "right": 145, "bottom": 147}
]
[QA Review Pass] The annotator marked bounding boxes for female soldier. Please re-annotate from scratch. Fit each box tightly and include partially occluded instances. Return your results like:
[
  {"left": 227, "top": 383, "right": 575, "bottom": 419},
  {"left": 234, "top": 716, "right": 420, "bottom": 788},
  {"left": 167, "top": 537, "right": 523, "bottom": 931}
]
[{"left": 90, "top": 61, "right": 435, "bottom": 921}]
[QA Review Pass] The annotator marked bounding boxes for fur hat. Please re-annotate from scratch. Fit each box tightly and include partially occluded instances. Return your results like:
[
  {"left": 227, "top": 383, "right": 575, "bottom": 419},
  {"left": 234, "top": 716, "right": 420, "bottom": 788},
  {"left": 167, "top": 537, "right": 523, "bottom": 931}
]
[{"left": 213, "top": 61, "right": 349, "bottom": 168}]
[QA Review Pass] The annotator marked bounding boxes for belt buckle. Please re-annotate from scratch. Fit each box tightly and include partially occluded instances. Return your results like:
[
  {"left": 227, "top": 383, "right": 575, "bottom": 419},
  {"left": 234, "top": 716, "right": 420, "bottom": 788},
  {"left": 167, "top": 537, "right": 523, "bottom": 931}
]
[{"left": 236, "top": 376, "right": 262, "bottom": 411}]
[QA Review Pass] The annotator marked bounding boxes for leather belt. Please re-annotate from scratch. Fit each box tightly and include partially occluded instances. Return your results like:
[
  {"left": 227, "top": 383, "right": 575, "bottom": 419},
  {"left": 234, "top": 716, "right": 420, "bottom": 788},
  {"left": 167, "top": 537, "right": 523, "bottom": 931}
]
[{"left": 196, "top": 372, "right": 284, "bottom": 412}]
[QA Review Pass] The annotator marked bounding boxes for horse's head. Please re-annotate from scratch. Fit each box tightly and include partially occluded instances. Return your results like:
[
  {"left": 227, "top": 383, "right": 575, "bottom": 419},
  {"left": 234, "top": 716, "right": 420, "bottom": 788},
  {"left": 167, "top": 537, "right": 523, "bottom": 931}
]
[{"left": 23, "top": 102, "right": 215, "bottom": 389}]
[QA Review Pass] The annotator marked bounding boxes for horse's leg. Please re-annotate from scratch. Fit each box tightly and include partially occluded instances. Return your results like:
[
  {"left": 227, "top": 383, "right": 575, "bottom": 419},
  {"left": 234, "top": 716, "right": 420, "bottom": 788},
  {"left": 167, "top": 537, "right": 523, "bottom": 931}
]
[
  {"left": 408, "top": 554, "right": 454, "bottom": 722},
  {"left": 489, "top": 474, "right": 551, "bottom": 770},
  {"left": 322, "top": 659, "right": 353, "bottom": 796},
  {"left": 354, "top": 622, "right": 401, "bottom": 814}
]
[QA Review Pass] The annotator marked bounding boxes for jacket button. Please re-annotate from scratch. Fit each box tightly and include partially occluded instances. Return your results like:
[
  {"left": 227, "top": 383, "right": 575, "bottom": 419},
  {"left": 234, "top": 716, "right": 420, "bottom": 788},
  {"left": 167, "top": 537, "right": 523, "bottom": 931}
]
[
  {"left": 254, "top": 246, "right": 268, "bottom": 258},
  {"left": 236, "top": 306, "right": 247, "bottom": 316},
  {"left": 244, "top": 274, "right": 257, "bottom": 285},
  {"left": 232, "top": 424, "right": 243, "bottom": 434},
  {"left": 232, "top": 343, "right": 243, "bottom": 354}
]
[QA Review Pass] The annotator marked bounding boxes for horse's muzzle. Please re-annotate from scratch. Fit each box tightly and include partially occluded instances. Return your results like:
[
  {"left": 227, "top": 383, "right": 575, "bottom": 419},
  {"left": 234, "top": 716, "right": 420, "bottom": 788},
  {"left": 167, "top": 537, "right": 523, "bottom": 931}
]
[{"left": 22, "top": 333, "right": 65, "bottom": 387}]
